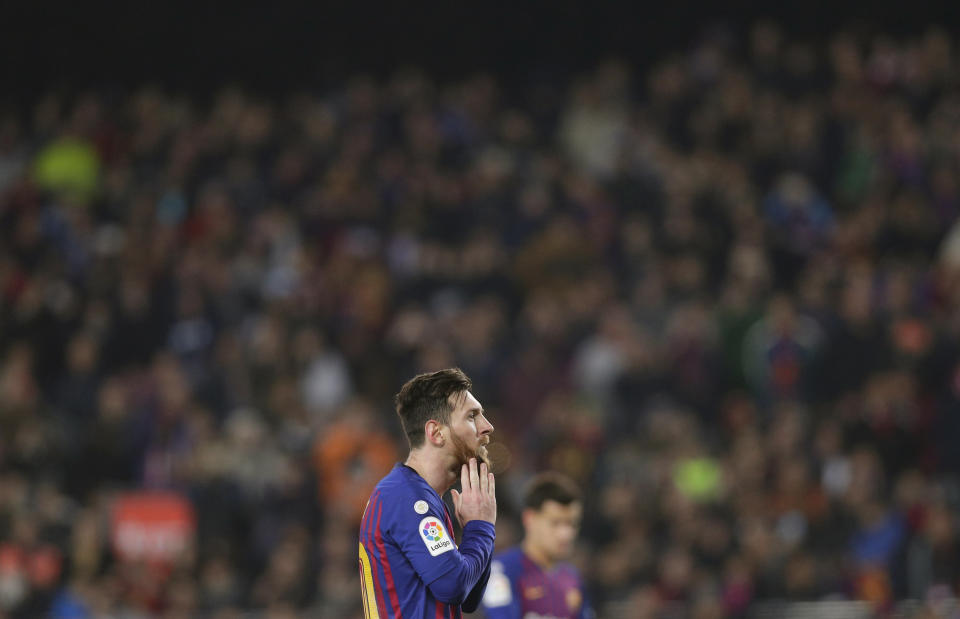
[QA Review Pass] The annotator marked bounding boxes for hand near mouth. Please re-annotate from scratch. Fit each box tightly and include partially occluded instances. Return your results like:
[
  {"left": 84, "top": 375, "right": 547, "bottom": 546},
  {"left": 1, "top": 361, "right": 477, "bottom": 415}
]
[{"left": 450, "top": 457, "right": 497, "bottom": 526}]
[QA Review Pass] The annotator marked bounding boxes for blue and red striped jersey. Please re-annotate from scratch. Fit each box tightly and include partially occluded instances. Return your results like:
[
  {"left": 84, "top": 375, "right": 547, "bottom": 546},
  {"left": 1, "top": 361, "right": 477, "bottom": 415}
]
[
  {"left": 481, "top": 547, "right": 593, "bottom": 619},
  {"left": 360, "top": 463, "right": 496, "bottom": 619}
]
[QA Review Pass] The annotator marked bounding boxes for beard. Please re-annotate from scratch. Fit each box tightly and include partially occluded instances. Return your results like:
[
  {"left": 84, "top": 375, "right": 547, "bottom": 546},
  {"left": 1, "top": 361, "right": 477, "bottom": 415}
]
[{"left": 450, "top": 430, "right": 491, "bottom": 470}]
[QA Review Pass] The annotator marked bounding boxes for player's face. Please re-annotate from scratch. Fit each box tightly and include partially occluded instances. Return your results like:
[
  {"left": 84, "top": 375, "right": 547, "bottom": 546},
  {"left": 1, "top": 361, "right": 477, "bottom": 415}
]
[
  {"left": 525, "top": 500, "right": 582, "bottom": 562},
  {"left": 446, "top": 390, "right": 494, "bottom": 468}
]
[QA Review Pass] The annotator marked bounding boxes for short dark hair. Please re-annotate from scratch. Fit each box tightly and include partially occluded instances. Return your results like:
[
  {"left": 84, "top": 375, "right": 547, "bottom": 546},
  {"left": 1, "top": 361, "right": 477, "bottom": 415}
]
[
  {"left": 394, "top": 368, "right": 473, "bottom": 448},
  {"left": 523, "top": 472, "right": 582, "bottom": 510}
]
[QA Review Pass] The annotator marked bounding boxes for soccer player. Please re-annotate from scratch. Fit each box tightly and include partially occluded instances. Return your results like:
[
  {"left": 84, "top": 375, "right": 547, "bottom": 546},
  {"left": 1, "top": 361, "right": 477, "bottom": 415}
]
[
  {"left": 481, "top": 473, "right": 593, "bottom": 619},
  {"left": 359, "top": 368, "right": 497, "bottom": 619}
]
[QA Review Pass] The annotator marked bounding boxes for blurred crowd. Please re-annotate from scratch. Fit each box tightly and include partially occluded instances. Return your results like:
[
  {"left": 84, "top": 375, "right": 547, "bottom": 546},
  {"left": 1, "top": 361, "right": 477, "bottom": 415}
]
[{"left": 3, "top": 20, "right": 960, "bottom": 619}]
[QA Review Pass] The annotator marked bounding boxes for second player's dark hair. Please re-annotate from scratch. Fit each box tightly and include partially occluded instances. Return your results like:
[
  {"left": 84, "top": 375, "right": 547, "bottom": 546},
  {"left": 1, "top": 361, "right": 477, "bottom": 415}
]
[{"left": 523, "top": 472, "right": 582, "bottom": 510}]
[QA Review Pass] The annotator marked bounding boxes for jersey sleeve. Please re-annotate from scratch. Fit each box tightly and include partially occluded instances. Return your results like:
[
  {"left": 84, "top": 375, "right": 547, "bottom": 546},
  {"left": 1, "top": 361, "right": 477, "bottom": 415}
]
[
  {"left": 385, "top": 488, "right": 495, "bottom": 600},
  {"left": 426, "top": 520, "right": 495, "bottom": 604},
  {"left": 461, "top": 556, "right": 492, "bottom": 613},
  {"left": 578, "top": 576, "right": 595, "bottom": 619},
  {"left": 579, "top": 597, "right": 596, "bottom": 619},
  {"left": 481, "top": 559, "right": 521, "bottom": 619}
]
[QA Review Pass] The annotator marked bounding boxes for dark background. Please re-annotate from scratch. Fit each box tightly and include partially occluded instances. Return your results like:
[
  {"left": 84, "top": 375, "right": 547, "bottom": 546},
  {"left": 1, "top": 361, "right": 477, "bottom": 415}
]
[{"left": 4, "top": 0, "right": 960, "bottom": 98}]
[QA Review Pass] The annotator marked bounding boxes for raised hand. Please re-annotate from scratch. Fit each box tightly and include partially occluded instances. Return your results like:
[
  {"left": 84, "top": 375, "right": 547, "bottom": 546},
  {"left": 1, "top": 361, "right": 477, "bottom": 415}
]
[{"left": 449, "top": 458, "right": 496, "bottom": 526}]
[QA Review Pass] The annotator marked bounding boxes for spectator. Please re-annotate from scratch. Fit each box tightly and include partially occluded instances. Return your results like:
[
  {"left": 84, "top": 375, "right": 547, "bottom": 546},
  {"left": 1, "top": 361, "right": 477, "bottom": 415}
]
[{"left": 0, "top": 22, "right": 959, "bottom": 617}]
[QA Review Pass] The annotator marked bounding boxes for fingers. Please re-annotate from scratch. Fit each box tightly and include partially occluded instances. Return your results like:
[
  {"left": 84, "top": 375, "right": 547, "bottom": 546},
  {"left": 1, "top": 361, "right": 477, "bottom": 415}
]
[
  {"left": 450, "top": 489, "right": 465, "bottom": 527},
  {"left": 469, "top": 457, "right": 480, "bottom": 491},
  {"left": 452, "top": 459, "right": 496, "bottom": 526},
  {"left": 479, "top": 461, "right": 489, "bottom": 494}
]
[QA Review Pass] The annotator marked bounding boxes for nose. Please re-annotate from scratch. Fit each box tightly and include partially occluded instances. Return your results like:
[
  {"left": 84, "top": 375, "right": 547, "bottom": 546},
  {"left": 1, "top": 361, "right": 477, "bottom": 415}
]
[
  {"left": 558, "top": 524, "right": 576, "bottom": 545},
  {"left": 478, "top": 414, "right": 494, "bottom": 436}
]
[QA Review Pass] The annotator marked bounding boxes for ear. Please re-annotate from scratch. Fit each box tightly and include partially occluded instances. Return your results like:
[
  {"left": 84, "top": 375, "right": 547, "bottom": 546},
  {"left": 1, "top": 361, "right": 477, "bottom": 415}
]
[{"left": 424, "top": 420, "right": 445, "bottom": 447}]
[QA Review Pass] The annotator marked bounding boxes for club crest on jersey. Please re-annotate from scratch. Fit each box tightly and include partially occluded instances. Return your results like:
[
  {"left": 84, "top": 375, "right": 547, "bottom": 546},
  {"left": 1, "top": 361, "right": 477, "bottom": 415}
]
[{"left": 418, "top": 517, "right": 454, "bottom": 556}]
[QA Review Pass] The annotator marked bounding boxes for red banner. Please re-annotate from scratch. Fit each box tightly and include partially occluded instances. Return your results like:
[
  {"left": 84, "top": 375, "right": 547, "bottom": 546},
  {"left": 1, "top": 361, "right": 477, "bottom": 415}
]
[{"left": 110, "top": 492, "right": 195, "bottom": 564}]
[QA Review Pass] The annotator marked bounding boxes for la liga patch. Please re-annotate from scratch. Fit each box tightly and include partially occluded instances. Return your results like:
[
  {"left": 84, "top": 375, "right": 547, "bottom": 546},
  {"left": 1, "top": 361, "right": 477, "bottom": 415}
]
[{"left": 418, "top": 517, "right": 454, "bottom": 556}]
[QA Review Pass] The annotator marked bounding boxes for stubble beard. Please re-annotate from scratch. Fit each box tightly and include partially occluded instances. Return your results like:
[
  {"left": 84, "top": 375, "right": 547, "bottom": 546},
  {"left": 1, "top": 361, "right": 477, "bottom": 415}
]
[{"left": 450, "top": 431, "right": 491, "bottom": 470}]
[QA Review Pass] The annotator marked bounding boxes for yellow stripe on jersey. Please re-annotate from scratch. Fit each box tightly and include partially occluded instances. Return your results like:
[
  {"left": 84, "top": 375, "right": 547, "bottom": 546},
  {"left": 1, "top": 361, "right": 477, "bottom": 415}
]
[{"left": 359, "top": 542, "right": 380, "bottom": 619}]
